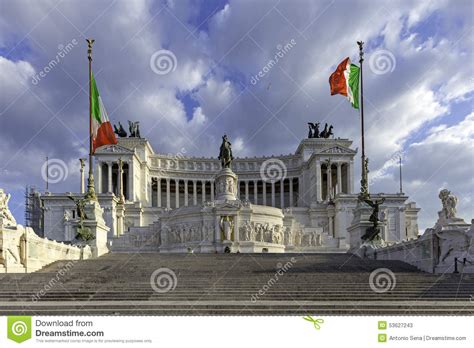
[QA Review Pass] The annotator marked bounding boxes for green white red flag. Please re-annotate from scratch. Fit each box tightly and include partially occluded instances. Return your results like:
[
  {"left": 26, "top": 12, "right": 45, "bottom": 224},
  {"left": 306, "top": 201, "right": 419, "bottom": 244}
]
[
  {"left": 329, "top": 57, "right": 360, "bottom": 109},
  {"left": 91, "top": 72, "right": 117, "bottom": 153}
]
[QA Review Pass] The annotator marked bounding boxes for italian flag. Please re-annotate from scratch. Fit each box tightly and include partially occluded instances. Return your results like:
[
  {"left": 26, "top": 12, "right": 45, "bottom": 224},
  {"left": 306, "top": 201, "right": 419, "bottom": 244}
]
[
  {"left": 329, "top": 57, "right": 360, "bottom": 109},
  {"left": 91, "top": 72, "right": 117, "bottom": 153}
]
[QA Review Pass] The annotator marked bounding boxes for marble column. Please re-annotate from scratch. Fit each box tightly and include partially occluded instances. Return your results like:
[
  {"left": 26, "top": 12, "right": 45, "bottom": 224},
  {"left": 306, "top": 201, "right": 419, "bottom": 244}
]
[
  {"left": 107, "top": 162, "right": 113, "bottom": 193},
  {"left": 175, "top": 179, "right": 180, "bottom": 208},
  {"left": 337, "top": 162, "right": 342, "bottom": 194},
  {"left": 210, "top": 181, "right": 214, "bottom": 201},
  {"left": 263, "top": 181, "right": 267, "bottom": 205},
  {"left": 326, "top": 164, "right": 332, "bottom": 200},
  {"left": 79, "top": 158, "right": 86, "bottom": 194},
  {"left": 348, "top": 160, "right": 354, "bottom": 194},
  {"left": 280, "top": 179, "right": 285, "bottom": 208},
  {"left": 253, "top": 180, "right": 258, "bottom": 204},
  {"left": 184, "top": 180, "right": 188, "bottom": 206},
  {"left": 118, "top": 159, "right": 124, "bottom": 202},
  {"left": 193, "top": 180, "right": 197, "bottom": 205},
  {"left": 128, "top": 161, "right": 134, "bottom": 201},
  {"left": 289, "top": 178, "right": 293, "bottom": 206},
  {"left": 316, "top": 160, "right": 322, "bottom": 202},
  {"left": 329, "top": 216, "right": 334, "bottom": 238},
  {"left": 157, "top": 178, "right": 161, "bottom": 207},
  {"left": 166, "top": 178, "right": 171, "bottom": 209},
  {"left": 202, "top": 181, "right": 206, "bottom": 203},
  {"left": 96, "top": 162, "right": 102, "bottom": 194},
  {"left": 271, "top": 182, "right": 275, "bottom": 207},
  {"left": 245, "top": 181, "right": 249, "bottom": 200}
]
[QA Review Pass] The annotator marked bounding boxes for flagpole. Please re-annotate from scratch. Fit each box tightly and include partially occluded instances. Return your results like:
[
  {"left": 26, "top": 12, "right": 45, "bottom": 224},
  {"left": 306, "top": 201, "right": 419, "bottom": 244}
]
[
  {"left": 357, "top": 40, "right": 369, "bottom": 199},
  {"left": 85, "top": 38, "right": 97, "bottom": 201}
]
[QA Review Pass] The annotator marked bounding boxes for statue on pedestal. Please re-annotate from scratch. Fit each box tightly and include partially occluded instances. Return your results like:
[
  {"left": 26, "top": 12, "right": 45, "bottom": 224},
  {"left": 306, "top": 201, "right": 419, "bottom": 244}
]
[
  {"left": 67, "top": 196, "right": 94, "bottom": 241},
  {"left": 361, "top": 196, "right": 385, "bottom": 242},
  {"left": 438, "top": 189, "right": 458, "bottom": 221},
  {"left": 218, "top": 135, "right": 233, "bottom": 169}
]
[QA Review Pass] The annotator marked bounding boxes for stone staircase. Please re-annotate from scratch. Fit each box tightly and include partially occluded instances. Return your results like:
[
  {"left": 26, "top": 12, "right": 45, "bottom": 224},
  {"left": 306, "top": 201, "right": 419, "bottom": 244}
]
[
  {"left": 0, "top": 253, "right": 472, "bottom": 315},
  {"left": 109, "top": 226, "right": 159, "bottom": 252}
]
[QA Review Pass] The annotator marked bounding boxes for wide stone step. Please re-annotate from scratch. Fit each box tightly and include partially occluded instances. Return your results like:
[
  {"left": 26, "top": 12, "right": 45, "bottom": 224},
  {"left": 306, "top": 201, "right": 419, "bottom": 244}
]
[{"left": 1, "top": 253, "right": 472, "bottom": 315}]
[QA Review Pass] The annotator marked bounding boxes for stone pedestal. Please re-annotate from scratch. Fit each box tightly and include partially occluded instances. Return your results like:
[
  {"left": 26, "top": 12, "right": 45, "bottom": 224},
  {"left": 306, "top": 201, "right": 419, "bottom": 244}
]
[
  {"left": 116, "top": 203, "right": 125, "bottom": 237},
  {"left": 347, "top": 202, "right": 386, "bottom": 257},
  {"left": 72, "top": 200, "right": 110, "bottom": 258},
  {"left": 215, "top": 168, "right": 238, "bottom": 201}
]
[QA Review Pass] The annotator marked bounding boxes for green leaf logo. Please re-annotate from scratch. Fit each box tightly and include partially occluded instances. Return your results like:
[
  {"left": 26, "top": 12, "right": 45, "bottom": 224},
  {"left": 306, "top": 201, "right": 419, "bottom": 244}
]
[{"left": 7, "top": 316, "right": 32, "bottom": 343}]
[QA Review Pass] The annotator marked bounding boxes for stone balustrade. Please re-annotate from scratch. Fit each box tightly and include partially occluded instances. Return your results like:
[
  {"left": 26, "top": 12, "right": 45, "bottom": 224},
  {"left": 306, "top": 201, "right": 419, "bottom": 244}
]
[{"left": 0, "top": 224, "right": 91, "bottom": 273}]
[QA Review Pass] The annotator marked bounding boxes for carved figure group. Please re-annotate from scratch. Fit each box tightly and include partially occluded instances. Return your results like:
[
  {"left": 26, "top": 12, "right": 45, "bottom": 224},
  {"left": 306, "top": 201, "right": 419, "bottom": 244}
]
[
  {"left": 113, "top": 122, "right": 127, "bottom": 137},
  {"left": 438, "top": 189, "right": 458, "bottom": 220},
  {"left": 128, "top": 120, "right": 141, "bottom": 138},
  {"left": 166, "top": 223, "right": 203, "bottom": 244},
  {"left": 0, "top": 189, "right": 17, "bottom": 227},
  {"left": 307, "top": 122, "right": 333, "bottom": 139}
]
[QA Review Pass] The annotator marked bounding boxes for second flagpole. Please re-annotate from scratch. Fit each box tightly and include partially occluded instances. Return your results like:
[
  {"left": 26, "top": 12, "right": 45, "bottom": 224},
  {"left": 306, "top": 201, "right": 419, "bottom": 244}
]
[
  {"left": 85, "top": 38, "right": 97, "bottom": 201},
  {"left": 357, "top": 40, "right": 368, "bottom": 199}
]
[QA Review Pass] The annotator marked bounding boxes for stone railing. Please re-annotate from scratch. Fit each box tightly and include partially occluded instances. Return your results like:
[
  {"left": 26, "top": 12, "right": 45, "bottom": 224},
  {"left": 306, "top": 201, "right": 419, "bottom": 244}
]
[
  {"left": 364, "top": 220, "right": 474, "bottom": 273},
  {"left": 366, "top": 235, "right": 437, "bottom": 273},
  {"left": 0, "top": 224, "right": 91, "bottom": 273}
]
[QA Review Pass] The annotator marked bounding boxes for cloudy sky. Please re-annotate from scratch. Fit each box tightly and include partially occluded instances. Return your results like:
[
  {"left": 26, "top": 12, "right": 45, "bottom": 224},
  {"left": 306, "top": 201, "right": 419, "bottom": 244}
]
[{"left": 0, "top": 0, "right": 472, "bottom": 231}]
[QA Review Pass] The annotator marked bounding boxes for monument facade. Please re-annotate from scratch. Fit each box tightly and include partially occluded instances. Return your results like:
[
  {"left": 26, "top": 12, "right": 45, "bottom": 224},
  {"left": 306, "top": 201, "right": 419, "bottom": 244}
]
[{"left": 31, "top": 134, "right": 420, "bottom": 253}]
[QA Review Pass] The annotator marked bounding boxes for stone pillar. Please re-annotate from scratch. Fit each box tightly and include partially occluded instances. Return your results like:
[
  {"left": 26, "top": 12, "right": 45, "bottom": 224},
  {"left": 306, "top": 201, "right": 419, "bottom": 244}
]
[
  {"left": 271, "top": 182, "right": 275, "bottom": 207},
  {"left": 316, "top": 160, "right": 322, "bottom": 202},
  {"left": 79, "top": 158, "right": 86, "bottom": 194},
  {"left": 96, "top": 161, "right": 102, "bottom": 194},
  {"left": 128, "top": 161, "right": 134, "bottom": 201},
  {"left": 337, "top": 162, "right": 342, "bottom": 195},
  {"left": 107, "top": 162, "right": 113, "bottom": 193},
  {"left": 166, "top": 179, "right": 171, "bottom": 209},
  {"left": 157, "top": 178, "right": 161, "bottom": 207},
  {"left": 253, "top": 180, "right": 258, "bottom": 204},
  {"left": 289, "top": 178, "right": 293, "bottom": 206},
  {"left": 349, "top": 160, "right": 354, "bottom": 194},
  {"left": 184, "top": 180, "right": 188, "bottom": 206},
  {"left": 210, "top": 181, "right": 214, "bottom": 201},
  {"left": 326, "top": 164, "right": 332, "bottom": 200},
  {"left": 263, "top": 182, "right": 267, "bottom": 205},
  {"left": 214, "top": 168, "right": 238, "bottom": 201},
  {"left": 328, "top": 216, "right": 334, "bottom": 238},
  {"left": 245, "top": 181, "right": 249, "bottom": 200},
  {"left": 175, "top": 179, "right": 180, "bottom": 208},
  {"left": 193, "top": 180, "right": 197, "bottom": 205},
  {"left": 202, "top": 181, "right": 206, "bottom": 203},
  {"left": 280, "top": 179, "right": 285, "bottom": 208},
  {"left": 118, "top": 159, "right": 124, "bottom": 203}
]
